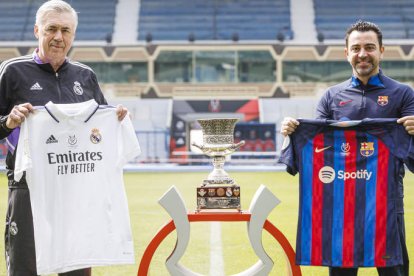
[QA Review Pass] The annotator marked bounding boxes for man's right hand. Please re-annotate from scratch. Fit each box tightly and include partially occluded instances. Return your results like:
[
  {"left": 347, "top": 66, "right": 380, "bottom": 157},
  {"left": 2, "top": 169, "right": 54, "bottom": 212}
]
[
  {"left": 6, "top": 103, "right": 34, "bottom": 129},
  {"left": 280, "top": 117, "right": 299, "bottom": 136}
]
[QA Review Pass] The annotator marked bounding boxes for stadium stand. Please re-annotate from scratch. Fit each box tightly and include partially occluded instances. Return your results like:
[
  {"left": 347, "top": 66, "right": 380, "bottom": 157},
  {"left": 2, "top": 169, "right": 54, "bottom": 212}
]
[
  {"left": 137, "top": 0, "right": 293, "bottom": 41},
  {"left": 314, "top": 0, "right": 412, "bottom": 40},
  {"left": 0, "top": 1, "right": 30, "bottom": 41},
  {"left": 0, "top": 0, "right": 117, "bottom": 41}
]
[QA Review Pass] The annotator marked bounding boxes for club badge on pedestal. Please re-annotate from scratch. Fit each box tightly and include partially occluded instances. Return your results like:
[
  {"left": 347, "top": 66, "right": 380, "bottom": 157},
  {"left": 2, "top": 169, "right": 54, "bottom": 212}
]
[{"left": 192, "top": 118, "right": 245, "bottom": 211}]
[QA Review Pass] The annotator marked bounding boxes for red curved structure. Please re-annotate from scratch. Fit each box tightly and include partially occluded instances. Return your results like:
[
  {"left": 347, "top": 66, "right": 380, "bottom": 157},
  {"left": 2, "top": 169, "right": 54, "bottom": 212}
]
[{"left": 137, "top": 212, "right": 301, "bottom": 276}]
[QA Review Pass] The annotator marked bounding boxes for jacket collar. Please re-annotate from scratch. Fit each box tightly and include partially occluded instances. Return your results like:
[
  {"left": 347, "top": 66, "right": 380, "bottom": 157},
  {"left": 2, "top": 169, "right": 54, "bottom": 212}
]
[
  {"left": 349, "top": 70, "right": 385, "bottom": 89},
  {"left": 32, "top": 49, "right": 69, "bottom": 73}
]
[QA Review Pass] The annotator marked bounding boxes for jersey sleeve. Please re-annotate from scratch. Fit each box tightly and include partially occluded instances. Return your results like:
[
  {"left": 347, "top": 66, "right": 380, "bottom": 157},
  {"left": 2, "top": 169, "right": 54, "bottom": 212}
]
[
  {"left": 278, "top": 136, "right": 298, "bottom": 175},
  {"left": 116, "top": 115, "right": 141, "bottom": 167},
  {"left": 14, "top": 118, "right": 32, "bottom": 181},
  {"left": 396, "top": 128, "right": 414, "bottom": 173}
]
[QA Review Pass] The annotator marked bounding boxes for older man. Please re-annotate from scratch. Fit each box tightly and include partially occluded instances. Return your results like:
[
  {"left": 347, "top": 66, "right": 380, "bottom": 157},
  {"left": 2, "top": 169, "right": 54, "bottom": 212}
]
[{"left": 0, "top": 1, "right": 127, "bottom": 275}]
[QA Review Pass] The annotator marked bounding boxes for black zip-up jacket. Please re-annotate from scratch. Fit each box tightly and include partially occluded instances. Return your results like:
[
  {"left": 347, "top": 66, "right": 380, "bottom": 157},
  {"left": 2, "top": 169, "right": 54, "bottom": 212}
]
[{"left": 0, "top": 53, "right": 107, "bottom": 187}]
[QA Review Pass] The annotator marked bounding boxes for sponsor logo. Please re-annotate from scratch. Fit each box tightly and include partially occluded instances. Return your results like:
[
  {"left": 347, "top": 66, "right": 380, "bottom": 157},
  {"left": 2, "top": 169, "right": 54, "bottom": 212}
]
[
  {"left": 46, "top": 135, "right": 58, "bottom": 144},
  {"left": 30, "top": 82, "right": 43, "bottom": 91},
  {"left": 90, "top": 128, "right": 102, "bottom": 144},
  {"left": 360, "top": 142, "right": 374, "bottom": 157},
  {"left": 233, "top": 188, "right": 240, "bottom": 196},
  {"left": 339, "top": 99, "right": 353, "bottom": 106},
  {"left": 319, "top": 166, "right": 336, "bottom": 183},
  {"left": 208, "top": 188, "right": 215, "bottom": 196},
  {"left": 377, "top": 96, "right": 388, "bottom": 106},
  {"left": 73, "top": 81, "right": 83, "bottom": 95},
  {"left": 319, "top": 166, "right": 372, "bottom": 183},
  {"left": 315, "top": 146, "right": 331, "bottom": 153}
]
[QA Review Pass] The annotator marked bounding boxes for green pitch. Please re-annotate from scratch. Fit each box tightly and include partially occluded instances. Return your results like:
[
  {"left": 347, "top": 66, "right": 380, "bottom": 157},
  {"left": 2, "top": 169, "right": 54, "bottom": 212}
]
[{"left": 0, "top": 171, "right": 413, "bottom": 275}]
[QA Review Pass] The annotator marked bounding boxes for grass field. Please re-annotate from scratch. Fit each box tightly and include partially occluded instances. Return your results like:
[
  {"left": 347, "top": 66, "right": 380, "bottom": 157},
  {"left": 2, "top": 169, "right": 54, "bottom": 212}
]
[{"left": 0, "top": 171, "right": 413, "bottom": 276}]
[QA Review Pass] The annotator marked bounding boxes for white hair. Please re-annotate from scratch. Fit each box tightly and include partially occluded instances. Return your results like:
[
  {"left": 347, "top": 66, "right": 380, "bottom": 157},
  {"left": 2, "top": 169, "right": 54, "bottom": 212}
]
[{"left": 36, "top": 0, "right": 78, "bottom": 30}]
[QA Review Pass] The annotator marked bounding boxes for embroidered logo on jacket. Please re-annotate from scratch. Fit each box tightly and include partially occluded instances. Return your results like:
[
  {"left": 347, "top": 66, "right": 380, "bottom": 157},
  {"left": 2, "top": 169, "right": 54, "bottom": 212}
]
[
  {"left": 73, "top": 81, "right": 83, "bottom": 95},
  {"left": 339, "top": 99, "right": 353, "bottom": 106},
  {"left": 30, "top": 82, "right": 43, "bottom": 91},
  {"left": 377, "top": 96, "right": 388, "bottom": 106}
]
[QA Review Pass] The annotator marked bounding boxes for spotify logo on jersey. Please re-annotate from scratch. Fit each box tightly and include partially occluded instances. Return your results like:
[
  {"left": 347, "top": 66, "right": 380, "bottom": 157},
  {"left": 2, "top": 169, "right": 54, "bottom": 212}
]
[
  {"left": 318, "top": 166, "right": 336, "bottom": 183},
  {"left": 318, "top": 166, "right": 373, "bottom": 184}
]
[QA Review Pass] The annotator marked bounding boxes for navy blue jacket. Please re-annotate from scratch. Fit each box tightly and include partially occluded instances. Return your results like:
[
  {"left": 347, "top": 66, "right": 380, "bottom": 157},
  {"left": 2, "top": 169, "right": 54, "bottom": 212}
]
[{"left": 317, "top": 71, "right": 414, "bottom": 120}]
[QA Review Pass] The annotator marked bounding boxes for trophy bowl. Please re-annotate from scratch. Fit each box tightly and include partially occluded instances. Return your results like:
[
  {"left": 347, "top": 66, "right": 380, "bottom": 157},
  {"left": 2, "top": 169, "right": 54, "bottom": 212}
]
[{"left": 193, "top": 118, "right": 245, "bottom": 211}]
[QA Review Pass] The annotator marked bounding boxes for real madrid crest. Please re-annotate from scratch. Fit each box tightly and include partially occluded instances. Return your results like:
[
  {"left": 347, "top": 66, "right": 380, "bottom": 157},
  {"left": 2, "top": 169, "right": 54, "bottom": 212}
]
[
  {"left": 73, "top": 81, "right": 84, "bottom": 95},
  {"left": 360, "top": 142, "right": 374, "bottom": 157},
  {"left": 377, "top": 96, "right": 388, "bottom": 106},
  {"left": 90, "top": 128, "right": 102, "bottom": 144}
]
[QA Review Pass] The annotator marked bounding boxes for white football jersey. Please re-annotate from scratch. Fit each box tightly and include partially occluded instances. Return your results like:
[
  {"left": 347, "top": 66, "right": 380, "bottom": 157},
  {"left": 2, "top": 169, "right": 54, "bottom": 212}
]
[{"left": 14, "top": 100, "right": 141, "bottom": 274}]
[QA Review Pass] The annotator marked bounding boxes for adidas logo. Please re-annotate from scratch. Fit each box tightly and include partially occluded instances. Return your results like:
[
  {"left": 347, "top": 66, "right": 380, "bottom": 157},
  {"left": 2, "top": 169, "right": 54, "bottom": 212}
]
[
  {"left": 30, "top": 82, "right": 43, "bottom": 91},
  {"left": 46, "top": 135, "right": 58, "bottom": 144}
]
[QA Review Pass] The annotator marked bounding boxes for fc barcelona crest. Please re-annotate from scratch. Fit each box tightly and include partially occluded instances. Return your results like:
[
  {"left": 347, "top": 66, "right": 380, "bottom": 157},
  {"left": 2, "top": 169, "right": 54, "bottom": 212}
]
[
  {"left": 90, "top": 128, "right": 102, "bottom": 144},
  {"left": 360, "top": 142, "right": 374, "bottom": 157},
  {"left": 377, "top": 96, "right": 388, "bottom": 106}
]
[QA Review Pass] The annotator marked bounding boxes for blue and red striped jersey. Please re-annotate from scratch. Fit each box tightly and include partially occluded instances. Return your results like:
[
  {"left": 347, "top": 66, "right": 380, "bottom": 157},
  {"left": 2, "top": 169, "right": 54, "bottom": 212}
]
[{"left": 279, "top": 118, "right": 414, "bottom": 268}]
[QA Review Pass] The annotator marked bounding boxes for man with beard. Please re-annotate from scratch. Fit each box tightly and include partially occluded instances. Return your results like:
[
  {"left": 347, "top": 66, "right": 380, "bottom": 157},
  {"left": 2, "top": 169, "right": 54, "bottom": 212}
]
[{"left": 281, "top": 20, "right": 414, "bottom": 276}]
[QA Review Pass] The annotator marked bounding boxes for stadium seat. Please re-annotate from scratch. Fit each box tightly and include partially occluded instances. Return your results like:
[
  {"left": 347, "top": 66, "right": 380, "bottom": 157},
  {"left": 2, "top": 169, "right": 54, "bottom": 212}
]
[{"left": 137, "top": 0, "right": 293, "bottom": 41}]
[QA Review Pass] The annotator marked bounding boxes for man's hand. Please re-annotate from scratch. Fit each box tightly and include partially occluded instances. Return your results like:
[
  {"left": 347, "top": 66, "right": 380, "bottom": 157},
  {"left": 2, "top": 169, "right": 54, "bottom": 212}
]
[
  {"left": 6, "top": 103, "right": 33, "bottom": 129},
  {"left": 280, "top": 117, "right": 299, "bottom": 136},
  {"left": 116, "top": 104, "right": 129, "bottom": 121},
  {"left": 397, "top": 116, "right": 414, "bottom": 135}
]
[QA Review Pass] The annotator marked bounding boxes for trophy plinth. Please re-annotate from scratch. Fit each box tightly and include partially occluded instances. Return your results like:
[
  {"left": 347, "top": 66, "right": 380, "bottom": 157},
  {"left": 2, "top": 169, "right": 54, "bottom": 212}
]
[{"left": 193, "top": 118, "right": 244, "bottom": 211}]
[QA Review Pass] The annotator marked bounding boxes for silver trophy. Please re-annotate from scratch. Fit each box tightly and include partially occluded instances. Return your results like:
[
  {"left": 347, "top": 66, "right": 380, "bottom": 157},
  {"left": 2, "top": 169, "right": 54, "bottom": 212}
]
[{"left": 192, "top": 118, "right": 245, "bottom": 210}]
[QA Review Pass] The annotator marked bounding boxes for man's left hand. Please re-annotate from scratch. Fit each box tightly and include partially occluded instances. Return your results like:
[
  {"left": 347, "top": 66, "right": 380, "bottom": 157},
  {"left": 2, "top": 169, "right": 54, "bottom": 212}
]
[
  {"left": 116, "top": 104, "right": 129, "bottom": 121},
  {"left": 397, "top": 116, "right": 414, "bottom": 135}
]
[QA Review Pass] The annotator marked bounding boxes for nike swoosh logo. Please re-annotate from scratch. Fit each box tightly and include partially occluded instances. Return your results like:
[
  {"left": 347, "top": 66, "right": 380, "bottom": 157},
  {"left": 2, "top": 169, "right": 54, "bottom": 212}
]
[
  {"left": 339, "top": 100, "right": 353, "bottom": 106},
  {"left": 315, "top": 146, "right": 331, "bottom": 153}
]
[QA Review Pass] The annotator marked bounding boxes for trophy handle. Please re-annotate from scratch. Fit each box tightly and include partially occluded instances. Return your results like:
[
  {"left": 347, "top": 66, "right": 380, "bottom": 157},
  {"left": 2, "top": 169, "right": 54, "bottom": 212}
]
[
  {"left": 191, "top": 142, "right": 205, "bottom": 151},
  {"left": 229, "top": 140, "right": 245, "bottom": 151}
]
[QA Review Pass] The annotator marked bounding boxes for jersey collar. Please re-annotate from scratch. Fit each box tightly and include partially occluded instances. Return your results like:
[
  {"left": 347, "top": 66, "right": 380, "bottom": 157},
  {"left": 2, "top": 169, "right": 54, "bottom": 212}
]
[{"left": 45, "top": 100, "right": 100, "bottom": 123}]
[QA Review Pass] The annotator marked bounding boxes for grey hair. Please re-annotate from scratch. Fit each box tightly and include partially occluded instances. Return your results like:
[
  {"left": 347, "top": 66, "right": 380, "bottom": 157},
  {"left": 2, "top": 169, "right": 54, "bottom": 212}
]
[{"left": 36, "top": 0, "right": 78, "bottom": 30}]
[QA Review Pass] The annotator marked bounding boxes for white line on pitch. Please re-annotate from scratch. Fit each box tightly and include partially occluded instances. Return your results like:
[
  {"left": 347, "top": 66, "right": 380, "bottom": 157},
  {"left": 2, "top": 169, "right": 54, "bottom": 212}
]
[{"left": 209, "top": 222, "right": 225, "bottom": 276}]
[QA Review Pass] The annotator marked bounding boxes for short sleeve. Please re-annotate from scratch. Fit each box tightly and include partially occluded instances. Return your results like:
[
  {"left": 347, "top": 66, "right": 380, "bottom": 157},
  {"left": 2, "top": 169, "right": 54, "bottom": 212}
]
[
  {"left": 116, "top": 115, "right": 141, "bottom": 168},
  {"left": 278, "top": 136, "right": 298, "bottom": 175},
  {"left": 14, "top": 119, "right": 32, "bottom": 181}
]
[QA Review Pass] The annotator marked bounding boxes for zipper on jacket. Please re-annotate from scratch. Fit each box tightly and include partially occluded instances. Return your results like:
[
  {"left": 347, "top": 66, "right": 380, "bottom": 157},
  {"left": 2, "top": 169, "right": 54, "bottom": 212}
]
[
  {"left": 361, "top": 89, "right": 366, "bottom": 115},
  {"left": 55, "top": 72, "right": 62, "bottom": 101}
]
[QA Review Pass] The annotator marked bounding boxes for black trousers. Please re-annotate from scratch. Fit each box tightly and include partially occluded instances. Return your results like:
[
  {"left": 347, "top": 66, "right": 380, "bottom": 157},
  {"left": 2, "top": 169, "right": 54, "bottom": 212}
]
[
  {"left": 5, "top": 188, "right": 92, "bottom": 276},
  {"left": 329, "top": 213, "right": 409, "bottom": 276}
]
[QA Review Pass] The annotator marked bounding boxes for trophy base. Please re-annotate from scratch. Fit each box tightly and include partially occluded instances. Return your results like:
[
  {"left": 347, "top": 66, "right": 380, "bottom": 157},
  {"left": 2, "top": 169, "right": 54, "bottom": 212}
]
[{"left": 196, "top": 185, "right": 240, "bottom": 211}]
